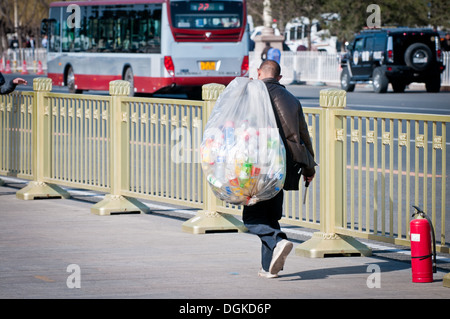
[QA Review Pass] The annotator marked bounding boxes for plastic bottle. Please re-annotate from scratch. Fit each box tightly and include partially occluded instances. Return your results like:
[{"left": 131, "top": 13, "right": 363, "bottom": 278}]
[
  {"left": 215, "top": 147, "right": 226, "bottom": 182},
  {"left": 247, "top": 128, "right": 258, "bottom": 164},
  {"left": 224, "top": 121, "right": 235, "bottom": 148},
  {"left": 239, "top": 162, "right": 252, "bottom": 188},
  {"left": 229, "top": 177, "right": 240, "bottom": 187},
  {"left": 207, "top": 174, "right": 223, "bottom": 188},
  {"left": 249, "top": 166, "right": 261, "bottom": 187}
]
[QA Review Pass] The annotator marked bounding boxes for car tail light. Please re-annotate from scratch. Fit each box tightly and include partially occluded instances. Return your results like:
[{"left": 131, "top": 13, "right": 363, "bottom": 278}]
[
  {"left": 386, "top": 36, "right": 394, "bottom": 63},
  {"left": 164, "top": 56, "right": 175, "bottom": 77},
  {"left": 387, "top": 50, "right": 394, "bottom": 63},
  {"left": 241, "top": 55, "right": 249, "bottom": 76},
  {"left": 435, "top": 36, "right": 443, "bottom": 62},
  {"left": 437, "top": 49, "right": 442, "bottom": 62}
]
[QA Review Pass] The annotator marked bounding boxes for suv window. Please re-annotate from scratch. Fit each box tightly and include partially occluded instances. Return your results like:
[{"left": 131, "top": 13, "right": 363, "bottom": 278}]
[
  {"left": 354, "top": 38, "right": 364, "bottom": 50},
  {"left": 365, "top": 37, "right": 374, "bottom": 51},
  {"left": 373, "top": 35, "right": 385, "bottom": 51}
]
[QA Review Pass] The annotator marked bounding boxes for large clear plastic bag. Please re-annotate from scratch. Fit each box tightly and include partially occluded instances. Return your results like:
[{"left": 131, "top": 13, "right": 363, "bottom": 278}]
[{"left": 200, "top": 77, "right": 286, "bottom": 206}]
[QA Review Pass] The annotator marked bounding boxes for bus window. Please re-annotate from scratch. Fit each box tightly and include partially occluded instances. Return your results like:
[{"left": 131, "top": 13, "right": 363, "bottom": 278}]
[{"left": 48, "top": 8, "right": 60, "bottom": 52}]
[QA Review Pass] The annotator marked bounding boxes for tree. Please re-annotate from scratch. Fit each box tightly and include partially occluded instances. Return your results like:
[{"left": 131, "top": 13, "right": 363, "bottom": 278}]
[
  {"left": 427, "top": 0, "right": 450, "bottom": 30},
  {"left": 248, "top": 0, "right": 449, "bottom": 52},
  {"left": 248, "top": 0, "right": 327, "bottom": 50},
  {"left": 322, "top": 0, "right": 367, "bottom": 48},
  {"left": 0, "top": 0, "right": 51, "bottom": 51}
]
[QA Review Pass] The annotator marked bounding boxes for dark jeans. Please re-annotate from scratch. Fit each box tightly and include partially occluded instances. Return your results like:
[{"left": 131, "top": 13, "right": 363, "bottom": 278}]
[{"left": 242, "top": 191, "right": 287, "bottom": 271}]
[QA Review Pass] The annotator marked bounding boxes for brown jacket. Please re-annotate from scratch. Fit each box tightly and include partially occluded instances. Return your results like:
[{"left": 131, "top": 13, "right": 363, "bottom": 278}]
[{"left": 263, "top": 78, "right": 316, "bottom": 190}]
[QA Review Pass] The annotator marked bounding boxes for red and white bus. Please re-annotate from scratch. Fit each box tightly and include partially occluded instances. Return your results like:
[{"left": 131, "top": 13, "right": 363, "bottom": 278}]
[{"left": 42, "top": 0, "right": 249, "bottom": 97}]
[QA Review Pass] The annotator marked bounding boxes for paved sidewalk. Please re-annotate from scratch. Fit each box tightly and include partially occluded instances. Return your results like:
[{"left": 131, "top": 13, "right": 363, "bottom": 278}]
[{"left": 0, "top": 181, "right": 449, "bottom": 300}]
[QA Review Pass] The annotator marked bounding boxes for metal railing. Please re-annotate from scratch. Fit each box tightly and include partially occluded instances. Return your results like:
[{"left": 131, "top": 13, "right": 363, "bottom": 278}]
[
  {"left": 1, "top": 49, "right": 47, "bottom": 74},
  {"left": 1, "top": 78, "right": 448, "bottom": 255},
  {"left": 0, "top": 91, "right": 34, "bottom": 180},
  {"left": 333, "top": 110, "right": 448, "bottom": 250}
]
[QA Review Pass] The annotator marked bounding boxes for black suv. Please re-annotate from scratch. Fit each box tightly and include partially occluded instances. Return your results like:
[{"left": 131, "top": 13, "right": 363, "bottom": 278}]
[{"left": 340, "top": 28, "right": 445, "bottom": 93}]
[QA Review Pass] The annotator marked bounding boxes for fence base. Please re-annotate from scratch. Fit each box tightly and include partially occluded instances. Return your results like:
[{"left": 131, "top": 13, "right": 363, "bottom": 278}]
[
  {"left": 16, "top": 181, "right": 70, "bottom": 200},
  {"left": 295, "top": 232, "right": 372, "bottom": 258},
  {"left": 444, "top": 273, "right": 450, "bottom": 288},
  {"left": 182, "top": 211, "right": 247, "bottom": 234},
  {"left": 91, "top": 194, "right": 150, "bottom": 215}
]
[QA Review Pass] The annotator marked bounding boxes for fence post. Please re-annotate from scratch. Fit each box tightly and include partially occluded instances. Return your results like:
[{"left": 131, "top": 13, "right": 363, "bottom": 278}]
[
  {"left": 182, "top": 83, "right": 247, "bottom": 234},
  {"left": 295, "top": 88, "right": 372, "bottom": 258},
  {"left": 91, "top": 80, "right": 149, "bottom": 215},
  {"left": 444, "top": 273, "right": 450, "bottom": 288},
  {"left": 16, "top": 77, "right": 69, "bottom": 200}
]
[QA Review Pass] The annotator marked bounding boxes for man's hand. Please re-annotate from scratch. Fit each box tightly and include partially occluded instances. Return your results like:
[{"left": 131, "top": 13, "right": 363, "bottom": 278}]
[
  {"left": 12, "top": 78, "right": 27, "bottom": 85},
  {"left": 303, "top": 174, "right": 315, "bottom": 183}
]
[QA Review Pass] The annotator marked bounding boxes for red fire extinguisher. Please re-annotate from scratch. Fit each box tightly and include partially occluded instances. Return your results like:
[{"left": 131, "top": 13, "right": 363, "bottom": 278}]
[{"left": 410, "top": 206, "right": 437, "bottom": 283}]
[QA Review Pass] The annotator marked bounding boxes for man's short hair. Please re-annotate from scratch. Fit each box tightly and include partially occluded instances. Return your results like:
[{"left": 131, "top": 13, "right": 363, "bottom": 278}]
[{"left": 259, "top": 60, "right": 281, "bottom": 78}]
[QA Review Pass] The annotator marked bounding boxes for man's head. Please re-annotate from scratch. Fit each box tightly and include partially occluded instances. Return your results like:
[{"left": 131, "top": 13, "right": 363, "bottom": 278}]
[{"left": 257, "top": 60, "right": 282, "bottom": 81}]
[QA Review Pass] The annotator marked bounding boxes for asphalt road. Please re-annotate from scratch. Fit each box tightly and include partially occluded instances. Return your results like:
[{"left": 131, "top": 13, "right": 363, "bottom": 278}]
[
  {"left": 5, "top": 73, "right": 450, "bottom": 115},
  {"left": 287, "top": 83, "right": 450, "bottom": 115}
]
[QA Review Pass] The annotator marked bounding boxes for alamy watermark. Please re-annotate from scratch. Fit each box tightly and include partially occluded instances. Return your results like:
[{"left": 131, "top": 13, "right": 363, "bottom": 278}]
[
  {"left": 366, "top": 4, "right": 381, "bottom": 28},
  {"left": 66, "top": 264, "right": 81, "bottom": 289},
  {"left": 366, "top": 264, "right": 381, "bottom": 288},
  {"left": 67, "top": 4, "right": 81, "bottom": 29}
]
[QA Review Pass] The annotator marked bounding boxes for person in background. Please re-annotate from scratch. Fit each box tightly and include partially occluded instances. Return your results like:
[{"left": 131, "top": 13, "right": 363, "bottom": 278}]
[
  {"left": 42, "top": 35, "right": 48, "bottom": 48},
  {"left": 267, "top": 46, "right": 281, "bottom": 63},
  {"left": 243, "top": 60, "right": 316, "bottom": 278},
  {"left": 0, "top": 72, "right": 27, "bottom": 95},
  {"left": 261, "top": 42, "right": 272, "bottom": 61}
]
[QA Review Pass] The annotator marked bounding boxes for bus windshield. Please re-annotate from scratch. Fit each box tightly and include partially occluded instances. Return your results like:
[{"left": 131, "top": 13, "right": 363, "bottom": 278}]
[{"left": 170, "top": 1, "right": 243, "bottom": 30}]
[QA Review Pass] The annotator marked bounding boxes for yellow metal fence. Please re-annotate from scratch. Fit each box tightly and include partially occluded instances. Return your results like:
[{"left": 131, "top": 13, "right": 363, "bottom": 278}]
[
  {"left": 0, "top": 78, "right": 448, "bottom": 255},
  {"left": 47, "top": 93, "right": 112, "bottom": 193},
  {"left": 334, "top": 110, "right": 448, "bottom": 251},
  {"left": 0, "top": 91, "right": 34, "bottom": 180},
  {"left": 121, "top": 96, "right": 205, "bottom": 208}
]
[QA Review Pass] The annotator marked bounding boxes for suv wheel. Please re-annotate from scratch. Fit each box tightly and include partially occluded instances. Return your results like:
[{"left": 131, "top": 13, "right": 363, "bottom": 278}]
[
  {"left": 404, "top": 43, "right": 432, "bottom": 72},
  {"left": 372, "top": 67, "right": 388, "bottom": 93},
  {"left": 340, "top": 67, "right": 355, "bottom": 92},
  {"left": 425, "top": 75, "right": 441, "bottom": 92}
]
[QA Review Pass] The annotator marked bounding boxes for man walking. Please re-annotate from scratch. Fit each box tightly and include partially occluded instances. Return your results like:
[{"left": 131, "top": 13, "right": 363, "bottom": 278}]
[{"left": 243, "top": 60, "right": 316, "bottom": 278}]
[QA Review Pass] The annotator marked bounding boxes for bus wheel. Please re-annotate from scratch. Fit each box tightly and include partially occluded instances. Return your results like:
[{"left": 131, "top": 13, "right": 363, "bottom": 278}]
[
  {"left": 66, "top": 66, "right": 83, "bottom": 94},
  {"left": 123, "top": 67, "right": 135, "bottom": 96}
]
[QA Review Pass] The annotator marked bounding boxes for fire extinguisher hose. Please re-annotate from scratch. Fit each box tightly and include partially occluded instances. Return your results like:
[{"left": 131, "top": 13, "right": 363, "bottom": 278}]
[{"left": 412, "top": 206, "right": 437, "bottom": 273}]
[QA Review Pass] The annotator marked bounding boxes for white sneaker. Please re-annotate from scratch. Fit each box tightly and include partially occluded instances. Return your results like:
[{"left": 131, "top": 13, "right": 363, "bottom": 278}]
[
  {"left": 258, "top": 269, "right": 278, "bottom": 278},
  {"left": 269, "top": 239, "right": 293, "bottom": 275}
]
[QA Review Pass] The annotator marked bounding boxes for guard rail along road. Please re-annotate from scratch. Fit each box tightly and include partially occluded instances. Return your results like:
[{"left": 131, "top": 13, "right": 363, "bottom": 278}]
[{"left": 0, "top": 78, "right": 449, "bottom": 260}]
